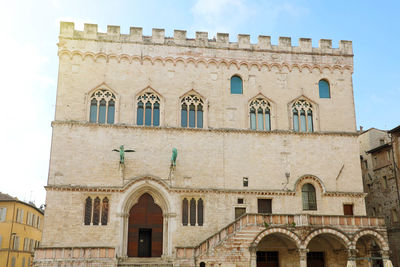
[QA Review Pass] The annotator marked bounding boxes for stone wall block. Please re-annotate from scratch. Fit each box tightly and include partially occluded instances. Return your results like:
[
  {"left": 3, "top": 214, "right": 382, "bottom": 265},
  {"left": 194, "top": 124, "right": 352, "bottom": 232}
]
[
  {"left": 84, "top": 23, "right": 98, "bottom": 39},
  {"left": 152, "top": 28, "right": 165, "bottom": 44}
]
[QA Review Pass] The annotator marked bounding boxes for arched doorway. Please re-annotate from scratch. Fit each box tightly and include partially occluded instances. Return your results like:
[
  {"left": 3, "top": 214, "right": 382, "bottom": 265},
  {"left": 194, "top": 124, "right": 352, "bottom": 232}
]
[
  {"left": 256, "top": 233, "right": 299, "bottom": 267},
  {"left": 128, "top": 193, "right": 163, "bottom": 257},
  {"left": 356, "top": 235, "right": 384, "bottom": 267},
  {"left": 306, "top": 233, "right": 348, "bottom": 267}
]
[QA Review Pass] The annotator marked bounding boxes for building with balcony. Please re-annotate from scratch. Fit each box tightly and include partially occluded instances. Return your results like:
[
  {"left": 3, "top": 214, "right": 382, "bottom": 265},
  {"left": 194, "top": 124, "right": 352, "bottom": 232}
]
[{"left": 34, "top": 22, "right": 393, "bottom": 267}]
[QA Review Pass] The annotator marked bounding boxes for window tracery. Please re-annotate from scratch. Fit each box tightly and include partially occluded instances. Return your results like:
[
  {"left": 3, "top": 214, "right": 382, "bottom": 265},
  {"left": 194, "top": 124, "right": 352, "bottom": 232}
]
[
  {"left": 181, "top": 94, "right": 204, "bottom": 128},
  {"left": 137, "top": 92, "right": 160, "bottom": 126},
  {"left": 89, "top": 89, "right": 116, "bottom": 124},
  {"left": 249, "top": 98, "right": 271, "bottom": 131},
  {"left": 292, "top": 99, "right": 313, "bottom": 132}
]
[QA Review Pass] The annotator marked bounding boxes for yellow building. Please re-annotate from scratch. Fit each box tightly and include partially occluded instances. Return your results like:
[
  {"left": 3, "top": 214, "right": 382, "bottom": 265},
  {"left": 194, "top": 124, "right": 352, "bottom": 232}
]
[{"left": 0, "top": 192, "right": 44, "bottom": 267}]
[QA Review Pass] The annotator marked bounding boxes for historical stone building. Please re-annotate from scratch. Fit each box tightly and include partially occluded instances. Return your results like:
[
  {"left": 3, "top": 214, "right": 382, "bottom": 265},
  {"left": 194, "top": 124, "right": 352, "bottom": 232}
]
[
  {"left": 34, "top": 22, "right": 394, "bottom": 267},
  {"left": 359, "top": 127, "right": 400, "bottom": 266}
]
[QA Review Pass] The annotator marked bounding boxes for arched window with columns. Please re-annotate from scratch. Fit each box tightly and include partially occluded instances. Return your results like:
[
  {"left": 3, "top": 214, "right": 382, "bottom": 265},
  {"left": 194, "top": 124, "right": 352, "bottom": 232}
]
[
  {"left": 89, "top": 89, "right": 116, "bottom": 124},
  {"left": 136, "top": 91, "right": 161, "bottom": 126},
  {"left": 249, "top": 97, "right": 271, "bottom": 131},
  {"left": 292, "top": 99, "right": 314, "bottom": 132},
  {"left": 180, "top": 92, "right": 205, "bottom": 129}
]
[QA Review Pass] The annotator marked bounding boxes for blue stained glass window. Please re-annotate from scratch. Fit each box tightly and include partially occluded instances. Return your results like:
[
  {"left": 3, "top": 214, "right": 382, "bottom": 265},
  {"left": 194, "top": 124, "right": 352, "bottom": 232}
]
[
  {"left": 250, "top": 108, "right": 256, "bottom": 130},
  {"left": 319, "top": 80, "right": 330, "bottom": 98},
  {"left": 230, "top": 76, "right": 243, "bottom": 94},
  {"left": 257, "top": 108, "right": 263, "bottom": 130},
  {"left": 98, "top": 99, "right": 106, "bottom": 124},
  {"left": 89, "top": 98, "right": 97, "bottom": 123},
  {"left": 307, "top": 110, "right": 313, "bottom": 132},
  {"left": 145, "top": 102, "right": 152, "bottom": 126},
  {"left": 137, "top": 101, "right": 144, "bottom": 125},
  {"left": 189, "top": 104, "right": 195, "bottom": 128},
  {"left": 300, "top": 110, "right": 306, "bottom": 132},
  {"left": 197, "top": 105, "right": 203, "bottom": 128},
  {"left": 181, "top": 103, "right": 187, "bottom": 127},
  {"left": 293, "top": 110, "right": 299, "bottom": 132},
  {"left": 265, "top": 110, "right": 271, "bottom": 131},
  {"left": 153, "top": 102, "right": 160, "bottom": 126},
  {"left": 107, "top": 100, "right": 115, "bottom": 124}
]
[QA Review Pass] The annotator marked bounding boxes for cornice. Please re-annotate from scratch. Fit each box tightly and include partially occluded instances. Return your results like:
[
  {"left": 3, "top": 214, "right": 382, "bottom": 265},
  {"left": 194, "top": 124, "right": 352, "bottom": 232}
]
[
  {"left": 52, "top": 120, "right": 359, "bottom": 138},
  {"left": 45, "top": 177, "right": 365, "bottom": 198},
  {"left": 58, "top": 49, "right": 353, "bottom": 74}
]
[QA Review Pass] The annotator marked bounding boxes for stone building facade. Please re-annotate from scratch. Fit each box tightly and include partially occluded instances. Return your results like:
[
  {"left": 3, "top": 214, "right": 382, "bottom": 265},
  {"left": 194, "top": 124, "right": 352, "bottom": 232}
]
[
  {"left": 359, "top": 127, "right": 400, "bottom": 266},
  {"left": 34, "top": 22, "right": 393, "bottom": 267}
]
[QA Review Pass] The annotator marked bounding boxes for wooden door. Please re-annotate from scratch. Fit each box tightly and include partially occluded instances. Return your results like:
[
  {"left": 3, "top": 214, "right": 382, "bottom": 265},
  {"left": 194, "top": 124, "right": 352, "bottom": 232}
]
[
  {"left": 257, "top": 251, "right": 279, "bottom": 267},
  {"left": 127, "top": 193, "right": 163, "bottom": 257},
  {"left": 138, "top": 229, "right": 152, "bottom": 257},
  {"left": 307, "top": 252, "right": 324, "bottom": 267}
]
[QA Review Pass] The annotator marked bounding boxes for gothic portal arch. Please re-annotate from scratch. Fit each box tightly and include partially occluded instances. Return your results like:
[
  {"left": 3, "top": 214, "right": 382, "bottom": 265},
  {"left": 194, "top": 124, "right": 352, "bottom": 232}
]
[{"left": 118, "top": 178, "right": 172, "bottom": 258}]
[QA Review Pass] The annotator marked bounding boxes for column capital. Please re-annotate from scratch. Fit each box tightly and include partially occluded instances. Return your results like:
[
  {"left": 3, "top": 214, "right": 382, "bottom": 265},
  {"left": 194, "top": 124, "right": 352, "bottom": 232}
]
[
  {"left": 347, "top": 248, "right": 358, "bottom": 259},
  {"left": 381, "top": 249, "right": 390, "bottom": 259},
  {"left": 298, "top": 248, "right": 309, "bottom": 260},
  {"left": 117, "top": 212, "right": 129, "bottom": 218}
]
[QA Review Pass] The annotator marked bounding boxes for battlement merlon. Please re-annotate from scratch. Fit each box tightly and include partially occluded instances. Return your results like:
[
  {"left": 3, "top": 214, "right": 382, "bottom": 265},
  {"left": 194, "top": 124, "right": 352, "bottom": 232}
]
[{"left": 59, "top": 21, "right": 353, "bottom": 55}]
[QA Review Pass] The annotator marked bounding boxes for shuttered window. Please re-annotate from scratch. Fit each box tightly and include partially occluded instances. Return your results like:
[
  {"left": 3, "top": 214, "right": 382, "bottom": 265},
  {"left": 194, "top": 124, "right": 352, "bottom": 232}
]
[{"left": 302, "top": 184, "right": 317, "bottom": 210}]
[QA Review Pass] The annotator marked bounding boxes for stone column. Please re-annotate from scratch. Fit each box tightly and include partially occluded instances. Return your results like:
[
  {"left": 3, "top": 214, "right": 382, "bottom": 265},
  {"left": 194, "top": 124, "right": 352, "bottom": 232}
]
[
  {"left": 346, "top": 248, "right": 357, "bottom": 267},
  {"left": 117, "top": 212, "right": 129, "bottom": 258},
  {"left": 249, "top": 246, "right": 257, "bottom": 267},
  {"left": 299, "top": 248, "right": 308, "bottom": 267},
  {"left": 382, "top": 250, "right": 394, "bottom": 267}
]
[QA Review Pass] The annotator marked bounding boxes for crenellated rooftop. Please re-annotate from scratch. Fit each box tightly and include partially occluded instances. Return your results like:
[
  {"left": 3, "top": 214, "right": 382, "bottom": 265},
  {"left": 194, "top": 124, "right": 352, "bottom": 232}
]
[{"left": 60, "top": 22, "right": 353, "bottom": 56}]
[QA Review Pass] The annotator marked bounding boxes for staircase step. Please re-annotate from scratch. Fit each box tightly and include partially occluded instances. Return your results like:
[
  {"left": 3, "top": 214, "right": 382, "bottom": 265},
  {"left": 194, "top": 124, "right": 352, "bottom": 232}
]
[{"left": 118, "top": 258, "right": 172, "bottom": 267}]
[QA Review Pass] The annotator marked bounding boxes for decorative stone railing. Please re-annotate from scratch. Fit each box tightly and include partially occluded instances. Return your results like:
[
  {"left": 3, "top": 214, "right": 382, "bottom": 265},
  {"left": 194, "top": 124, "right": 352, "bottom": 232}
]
[
  {"left": 175, "top": 213, "right": 385, "bottom": 259},
  {"left": 34, "top": 246, "right": 116, "bottom": 261},
  {"left": 59, "top": 22, "right": 352, "bottom": 55}
]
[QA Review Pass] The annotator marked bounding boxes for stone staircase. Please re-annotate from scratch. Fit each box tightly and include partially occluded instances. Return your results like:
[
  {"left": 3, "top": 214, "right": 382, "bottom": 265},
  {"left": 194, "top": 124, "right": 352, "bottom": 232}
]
[{"left": 118, "top": 257, "right": 173, "bottom": 267}]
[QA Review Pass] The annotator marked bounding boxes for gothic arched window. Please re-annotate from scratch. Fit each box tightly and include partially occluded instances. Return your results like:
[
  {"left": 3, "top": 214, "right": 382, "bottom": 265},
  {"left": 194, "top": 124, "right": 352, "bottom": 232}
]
[
  {"left": 89, "top": 89, "right": 116, "bottom": 124},
  {"left": 197, "top": 198, "right": 204, "bottom": 226},
  {"left": 292, "top": 100, "right": 313, "bottom": 132},
  {"left": 182, "top": 198, "right": 188, "bottom": 226},
  {"left": 319, "top": 79, "right": 330, "bottom": 98},
  {"left": 137, "top": 92, "right": 160, "bottom": 126},
  {"left": 181, "top": 94, "right": 204, "bottom": 128},
  {"left": 231, "top": 75, "right": 243, "bottom": 94},
  {"left": 101, "top": 197, "right": 109, "bottom": 226},
  {"left": 92, "top": 197, "right": 101, "bottom": 225},
  {"left": 190, "top": 198, "right": 196, "bottom": 226},
  {"left": 84, "top": 197, "right": 92, "bottom": 225},
  {"left": 302, "top": 183, "right": 317, "bottom": 210},
  {"left": 249, "top": 97, "right": 271, "bottom": 131}
]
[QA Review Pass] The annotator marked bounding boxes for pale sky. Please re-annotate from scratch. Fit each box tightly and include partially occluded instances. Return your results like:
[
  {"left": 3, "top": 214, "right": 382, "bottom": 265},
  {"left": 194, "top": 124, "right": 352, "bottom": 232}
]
[{"left": 1, "top": 0, "right": 399, "bottom": 205}]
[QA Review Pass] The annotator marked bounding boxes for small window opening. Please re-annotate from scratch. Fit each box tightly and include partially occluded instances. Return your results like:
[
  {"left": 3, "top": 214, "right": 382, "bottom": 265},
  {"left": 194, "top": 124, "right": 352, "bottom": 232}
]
[
  {"left": 230, "top": 76, "right": 243, "bottom": 94},
  {"left": 237, "top": 198, "right": 244, "bottom": 204},
  {"left": 343, "top": 204, "right": 354, "bottom": 215},
  {"left": 235, "top": 207, "right": 246, "bottom": 219},
  {"left": 243, "top": 177, "right": 248, "bottom": 187}
]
